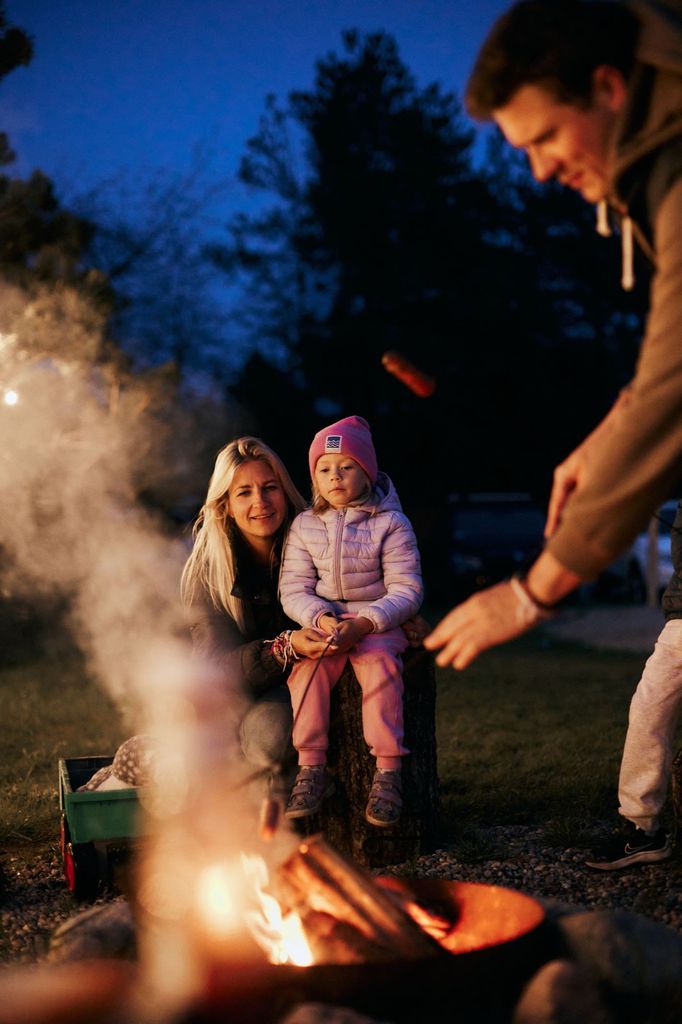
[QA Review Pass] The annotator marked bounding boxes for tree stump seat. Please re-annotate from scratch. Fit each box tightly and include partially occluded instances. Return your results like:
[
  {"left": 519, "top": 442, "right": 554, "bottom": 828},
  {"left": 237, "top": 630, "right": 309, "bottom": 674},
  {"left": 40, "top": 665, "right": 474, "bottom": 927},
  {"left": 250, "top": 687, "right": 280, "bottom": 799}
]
[{"left": 295, "top": 646, "right": 440, "bottom": 869}]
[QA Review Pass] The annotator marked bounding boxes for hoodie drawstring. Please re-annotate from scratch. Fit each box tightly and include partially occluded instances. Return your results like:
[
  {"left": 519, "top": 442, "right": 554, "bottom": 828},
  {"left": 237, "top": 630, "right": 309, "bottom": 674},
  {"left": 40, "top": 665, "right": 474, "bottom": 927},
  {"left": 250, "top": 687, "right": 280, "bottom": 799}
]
[
  {"left": 596, "top": 200, "right": 611, "bottom": 237},
  {"left": 621, "top": 215, "right": 635, "bottom": 291},
  {"left": 595, "top": 201, "right": 635, "bottom": 291}
]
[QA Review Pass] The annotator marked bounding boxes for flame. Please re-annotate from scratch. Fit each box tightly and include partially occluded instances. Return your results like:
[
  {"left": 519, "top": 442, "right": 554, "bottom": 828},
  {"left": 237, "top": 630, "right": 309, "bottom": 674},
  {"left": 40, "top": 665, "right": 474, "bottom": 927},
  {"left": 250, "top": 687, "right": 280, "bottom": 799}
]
[{"left": 241, "top": 853, "right": 313, "bottom": 966}]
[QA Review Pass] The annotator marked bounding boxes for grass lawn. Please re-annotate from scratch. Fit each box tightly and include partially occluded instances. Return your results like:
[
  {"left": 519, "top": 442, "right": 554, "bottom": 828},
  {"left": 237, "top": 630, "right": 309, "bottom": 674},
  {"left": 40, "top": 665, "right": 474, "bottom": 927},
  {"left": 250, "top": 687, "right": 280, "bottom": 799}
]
[
  {"left": 434, "top": 631, "right": 668, "bottom": 848},
  {"left": 1, "top": 641, "right": 128, "bottom": 846},
  {"left": 1, "top": 625, "right": 679, "bottom": 852}
]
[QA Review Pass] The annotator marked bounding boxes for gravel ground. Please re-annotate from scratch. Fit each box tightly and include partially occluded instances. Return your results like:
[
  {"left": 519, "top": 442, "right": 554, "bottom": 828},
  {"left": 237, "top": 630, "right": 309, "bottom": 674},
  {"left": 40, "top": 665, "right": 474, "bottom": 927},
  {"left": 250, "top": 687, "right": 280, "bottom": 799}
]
[
  {"left": 0, "top": 842, "right": 101, "bottom": 964},
  {"left": 2, "top": 823, "right": 681, "bottom": 966},
  {"left": 386, "top": 823, "right": 682, "bottom": 933}
]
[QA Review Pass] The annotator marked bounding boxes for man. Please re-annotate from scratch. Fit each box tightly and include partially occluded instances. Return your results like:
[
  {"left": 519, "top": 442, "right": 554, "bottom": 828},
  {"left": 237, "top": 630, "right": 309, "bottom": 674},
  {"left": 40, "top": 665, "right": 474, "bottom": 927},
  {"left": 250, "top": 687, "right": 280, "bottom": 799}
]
[
  {"left": 424, "top": 0, "right": 682, "bottom": 863},
  {"left": 425, "top": 0, "right": 682, "bottom": 664}
]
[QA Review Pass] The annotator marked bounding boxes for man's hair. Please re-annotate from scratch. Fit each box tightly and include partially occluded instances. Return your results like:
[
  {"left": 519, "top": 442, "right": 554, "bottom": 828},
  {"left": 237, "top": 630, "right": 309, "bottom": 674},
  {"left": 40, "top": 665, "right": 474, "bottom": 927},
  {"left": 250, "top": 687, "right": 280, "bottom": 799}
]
[{"left": 465, "top": 0, "right": 639, "bottom": 120}]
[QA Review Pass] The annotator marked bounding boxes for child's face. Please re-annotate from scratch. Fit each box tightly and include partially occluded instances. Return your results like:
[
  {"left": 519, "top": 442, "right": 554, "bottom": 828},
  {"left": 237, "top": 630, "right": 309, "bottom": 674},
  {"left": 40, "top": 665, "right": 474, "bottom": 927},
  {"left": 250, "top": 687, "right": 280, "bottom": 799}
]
[{"left": 315, "top": 454, "right": 369, "bottom": 508}]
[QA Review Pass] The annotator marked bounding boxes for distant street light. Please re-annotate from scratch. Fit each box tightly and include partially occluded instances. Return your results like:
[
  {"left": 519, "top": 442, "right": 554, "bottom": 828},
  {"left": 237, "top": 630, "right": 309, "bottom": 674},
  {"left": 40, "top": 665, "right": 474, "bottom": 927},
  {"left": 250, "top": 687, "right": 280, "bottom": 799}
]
[{"left": 3, "top": 389, "right": 19, "bottom": 406}]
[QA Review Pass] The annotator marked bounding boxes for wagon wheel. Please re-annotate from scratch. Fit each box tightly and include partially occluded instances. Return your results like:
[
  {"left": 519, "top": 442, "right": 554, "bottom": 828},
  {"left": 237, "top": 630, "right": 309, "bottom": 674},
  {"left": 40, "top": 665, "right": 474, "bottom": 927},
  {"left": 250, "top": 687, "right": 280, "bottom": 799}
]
[{"left": 61, "top": 817, "right": 99, "bottom": 901}]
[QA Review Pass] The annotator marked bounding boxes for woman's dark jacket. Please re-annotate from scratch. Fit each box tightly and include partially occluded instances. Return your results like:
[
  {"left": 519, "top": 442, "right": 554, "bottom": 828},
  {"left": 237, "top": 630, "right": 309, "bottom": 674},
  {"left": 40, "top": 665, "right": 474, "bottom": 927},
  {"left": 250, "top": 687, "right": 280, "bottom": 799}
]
[{"left": 186, "top": 539, "right": 297, "bottom": 698}]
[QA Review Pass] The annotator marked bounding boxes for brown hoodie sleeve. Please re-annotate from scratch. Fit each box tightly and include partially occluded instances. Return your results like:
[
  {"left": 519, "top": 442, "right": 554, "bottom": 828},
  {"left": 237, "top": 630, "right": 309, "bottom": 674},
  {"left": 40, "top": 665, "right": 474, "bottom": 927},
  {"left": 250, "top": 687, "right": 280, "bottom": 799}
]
[{"left": 547, "top": 176, "right": 682, "bottom": 578}]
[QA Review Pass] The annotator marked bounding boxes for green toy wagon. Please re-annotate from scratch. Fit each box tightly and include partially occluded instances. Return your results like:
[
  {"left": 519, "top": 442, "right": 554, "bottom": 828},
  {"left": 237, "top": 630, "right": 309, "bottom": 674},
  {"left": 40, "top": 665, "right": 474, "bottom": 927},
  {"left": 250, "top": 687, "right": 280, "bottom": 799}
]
[{"left": 58, "top": 756, "right": 147, "bottom": 900}]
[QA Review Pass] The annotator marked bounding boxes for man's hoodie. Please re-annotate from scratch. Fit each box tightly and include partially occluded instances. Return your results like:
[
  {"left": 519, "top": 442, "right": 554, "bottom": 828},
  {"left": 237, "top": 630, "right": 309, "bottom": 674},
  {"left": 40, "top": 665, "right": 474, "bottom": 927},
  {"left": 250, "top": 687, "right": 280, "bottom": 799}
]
[{"left": 547, "top": 0, "right": 682, "bottom": 579}]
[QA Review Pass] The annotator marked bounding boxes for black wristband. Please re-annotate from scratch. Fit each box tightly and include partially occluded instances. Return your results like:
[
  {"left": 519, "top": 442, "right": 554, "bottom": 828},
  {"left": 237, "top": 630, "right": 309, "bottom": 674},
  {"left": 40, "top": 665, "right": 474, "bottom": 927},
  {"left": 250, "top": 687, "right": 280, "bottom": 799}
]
[{"left": 512, "top": 572, "right": 557, "bottom": 613}]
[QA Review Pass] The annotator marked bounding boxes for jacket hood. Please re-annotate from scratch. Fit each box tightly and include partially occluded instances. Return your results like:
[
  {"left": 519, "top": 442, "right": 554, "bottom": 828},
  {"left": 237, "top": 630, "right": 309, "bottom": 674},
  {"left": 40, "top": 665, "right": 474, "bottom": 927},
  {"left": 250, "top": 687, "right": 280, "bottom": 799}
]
[
  {"left": 611, "top": 0, "right": 682, "bottom": 199},
  {"left": 374, "top": 471, "right": 403, "bottom": 512},
  {"left": 632, "top": 0, "right": 682, "bottom": 73},
  {"left": 351, "top": 470, "right": 403, "bottom": 514}
]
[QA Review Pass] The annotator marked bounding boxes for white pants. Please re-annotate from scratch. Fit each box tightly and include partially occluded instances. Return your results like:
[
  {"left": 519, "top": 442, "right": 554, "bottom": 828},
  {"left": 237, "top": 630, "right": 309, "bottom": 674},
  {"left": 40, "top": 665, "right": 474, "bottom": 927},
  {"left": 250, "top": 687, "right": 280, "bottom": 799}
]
[{"left": 618, "top": 618, "right": 682, "bottom": 831}]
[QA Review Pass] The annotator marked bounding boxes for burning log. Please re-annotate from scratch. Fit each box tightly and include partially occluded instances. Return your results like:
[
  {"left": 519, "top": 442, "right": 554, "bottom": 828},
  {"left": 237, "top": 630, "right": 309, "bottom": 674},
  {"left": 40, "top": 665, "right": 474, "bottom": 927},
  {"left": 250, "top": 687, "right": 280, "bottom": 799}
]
[{"left": 276, "top": 834, "right": 443, "bottom": 963}]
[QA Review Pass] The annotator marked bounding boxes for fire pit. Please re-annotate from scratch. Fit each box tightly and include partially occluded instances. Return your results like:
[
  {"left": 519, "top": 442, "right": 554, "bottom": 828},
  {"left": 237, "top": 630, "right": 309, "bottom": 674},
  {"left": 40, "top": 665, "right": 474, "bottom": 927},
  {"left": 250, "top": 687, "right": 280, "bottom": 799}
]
[{"left": 187, "top": 837, "right": 554, "bottom": 1024}]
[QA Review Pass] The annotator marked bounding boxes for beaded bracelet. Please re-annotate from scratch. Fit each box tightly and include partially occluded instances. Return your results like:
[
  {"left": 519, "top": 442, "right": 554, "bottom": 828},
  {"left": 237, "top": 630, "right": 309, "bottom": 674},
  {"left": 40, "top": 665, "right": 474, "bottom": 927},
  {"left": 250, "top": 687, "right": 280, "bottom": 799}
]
[{"left": 265, "top": 629, "right": 301, "bottom": 670}]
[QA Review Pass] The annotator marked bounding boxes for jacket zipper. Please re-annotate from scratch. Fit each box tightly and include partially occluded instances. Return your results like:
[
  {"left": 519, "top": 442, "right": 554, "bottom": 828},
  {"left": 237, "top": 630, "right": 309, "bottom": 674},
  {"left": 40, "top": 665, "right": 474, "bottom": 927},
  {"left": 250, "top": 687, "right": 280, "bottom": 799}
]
[{"left": 333, "top": 508, "right": 346, "bottom": 599}]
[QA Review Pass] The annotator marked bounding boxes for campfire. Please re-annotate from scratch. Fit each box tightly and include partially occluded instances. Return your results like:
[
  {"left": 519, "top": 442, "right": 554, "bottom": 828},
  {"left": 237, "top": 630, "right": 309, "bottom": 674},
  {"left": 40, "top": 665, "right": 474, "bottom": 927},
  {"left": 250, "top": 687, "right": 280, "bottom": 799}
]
[
  {"left": 124, "top": 661, "right": 551, "bottom": 1024},
  {"left": 174, "top": 833, "right": 550, "bottom": 1024}
]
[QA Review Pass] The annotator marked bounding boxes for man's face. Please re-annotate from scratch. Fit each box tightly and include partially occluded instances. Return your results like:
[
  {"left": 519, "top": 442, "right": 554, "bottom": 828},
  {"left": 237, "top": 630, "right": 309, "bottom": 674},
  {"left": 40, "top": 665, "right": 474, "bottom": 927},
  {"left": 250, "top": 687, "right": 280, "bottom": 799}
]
[{"left": 493, "top": 72, "right": 625, "bottom": 203}]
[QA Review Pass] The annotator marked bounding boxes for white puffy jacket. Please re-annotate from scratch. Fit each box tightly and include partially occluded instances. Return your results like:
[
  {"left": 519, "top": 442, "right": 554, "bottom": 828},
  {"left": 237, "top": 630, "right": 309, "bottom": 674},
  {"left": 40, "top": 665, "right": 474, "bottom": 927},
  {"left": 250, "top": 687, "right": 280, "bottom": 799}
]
[{"left": 279, "top": 472, "right": 423, "bottom": 634}]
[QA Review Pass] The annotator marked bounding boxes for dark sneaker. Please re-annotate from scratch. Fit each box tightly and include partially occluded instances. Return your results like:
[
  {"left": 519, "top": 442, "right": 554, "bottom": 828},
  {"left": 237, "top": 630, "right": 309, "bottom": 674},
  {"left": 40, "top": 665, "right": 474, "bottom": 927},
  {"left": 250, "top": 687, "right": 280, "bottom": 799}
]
[
  {"left": 285, "top": 765, "right": 334, "bottom": 819},
  {"left": 365, "top": 768, "right": 403, "bottom": 828},
  {"left": 585, "top": 823, "right": 671, "bottom": 870}
]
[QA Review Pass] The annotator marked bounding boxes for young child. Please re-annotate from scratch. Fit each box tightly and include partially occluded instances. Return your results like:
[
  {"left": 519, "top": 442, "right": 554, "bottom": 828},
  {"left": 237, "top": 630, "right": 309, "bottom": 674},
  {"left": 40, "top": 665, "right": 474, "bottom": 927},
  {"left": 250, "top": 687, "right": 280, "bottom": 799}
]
[{"left": 279, "top": 415, "right": 423, "bottom": 827}]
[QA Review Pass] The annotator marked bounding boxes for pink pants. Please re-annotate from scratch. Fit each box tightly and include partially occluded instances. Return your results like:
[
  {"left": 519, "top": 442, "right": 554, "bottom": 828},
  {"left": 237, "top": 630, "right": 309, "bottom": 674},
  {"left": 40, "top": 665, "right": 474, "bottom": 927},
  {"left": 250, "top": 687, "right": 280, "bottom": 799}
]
[{"left": 287, "top": 626, "right": 409, "bottom": 769}]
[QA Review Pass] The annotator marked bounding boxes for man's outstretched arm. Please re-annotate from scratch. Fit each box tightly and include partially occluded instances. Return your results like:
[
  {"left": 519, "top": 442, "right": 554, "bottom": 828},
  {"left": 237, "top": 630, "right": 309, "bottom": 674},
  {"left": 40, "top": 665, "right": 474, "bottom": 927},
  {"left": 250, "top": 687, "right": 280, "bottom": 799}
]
[{"left": 423, "top": 550, "right": 582, "bottom": 669}]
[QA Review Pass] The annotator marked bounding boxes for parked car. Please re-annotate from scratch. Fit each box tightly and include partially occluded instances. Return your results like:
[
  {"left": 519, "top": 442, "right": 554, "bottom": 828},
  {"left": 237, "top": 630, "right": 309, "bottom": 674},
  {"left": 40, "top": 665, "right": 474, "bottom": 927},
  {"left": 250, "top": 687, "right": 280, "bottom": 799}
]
[
  {"left": 622, "top": 500, "right": 679, "bottom": 602},
  {"left": 595, "top": 500, "right": 678, "bottom": 603},
  {"left": 449, "top": 494, "right": 546, "bottom": 600},
  {"left": 450, "top": 495, "right": 680, "bottom": 606}
]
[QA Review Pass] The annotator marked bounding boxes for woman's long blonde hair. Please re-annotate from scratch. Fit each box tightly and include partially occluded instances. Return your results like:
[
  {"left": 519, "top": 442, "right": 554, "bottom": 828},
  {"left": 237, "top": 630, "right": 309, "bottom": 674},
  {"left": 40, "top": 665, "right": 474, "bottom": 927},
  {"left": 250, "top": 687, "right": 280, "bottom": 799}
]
[{"left": 180, "top": 437, "right": 307, "bottom": 631}]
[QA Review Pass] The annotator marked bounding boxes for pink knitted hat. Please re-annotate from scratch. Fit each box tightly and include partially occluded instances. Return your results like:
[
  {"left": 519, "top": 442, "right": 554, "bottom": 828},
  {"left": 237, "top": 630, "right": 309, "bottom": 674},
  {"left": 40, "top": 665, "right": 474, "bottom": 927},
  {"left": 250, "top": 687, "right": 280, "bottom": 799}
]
[{"left": 308, "top": 415, "right": 378, "bottom": 484}]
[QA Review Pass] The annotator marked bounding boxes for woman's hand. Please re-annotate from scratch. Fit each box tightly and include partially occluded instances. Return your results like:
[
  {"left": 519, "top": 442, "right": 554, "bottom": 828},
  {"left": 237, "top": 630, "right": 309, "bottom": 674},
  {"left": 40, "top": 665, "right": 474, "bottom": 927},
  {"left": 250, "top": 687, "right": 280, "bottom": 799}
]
[
  {"left": 290, "top": 627, "right": 336, "bottom": 659},
  {"left": 401, "top": 614, "right": 431, "bottom": 647}
]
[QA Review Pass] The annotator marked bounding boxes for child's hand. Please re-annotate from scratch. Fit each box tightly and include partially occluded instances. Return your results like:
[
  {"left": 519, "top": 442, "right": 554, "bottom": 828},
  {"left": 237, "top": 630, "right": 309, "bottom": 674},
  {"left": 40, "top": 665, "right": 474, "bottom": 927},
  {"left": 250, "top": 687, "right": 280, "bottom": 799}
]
[
  {"left": 329, "top": 616, "right": 373, "bottom": 654},
  {"left": 318, "top": 613, "right": 341, "bottom": 639}
]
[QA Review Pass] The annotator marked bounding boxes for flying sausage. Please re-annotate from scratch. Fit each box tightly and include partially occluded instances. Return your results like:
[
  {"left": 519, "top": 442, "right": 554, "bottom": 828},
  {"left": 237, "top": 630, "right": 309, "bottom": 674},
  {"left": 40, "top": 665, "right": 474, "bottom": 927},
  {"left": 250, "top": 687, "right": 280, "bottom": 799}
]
[{"left": 381, "top": 350, "right": 436, "bottom": 398}]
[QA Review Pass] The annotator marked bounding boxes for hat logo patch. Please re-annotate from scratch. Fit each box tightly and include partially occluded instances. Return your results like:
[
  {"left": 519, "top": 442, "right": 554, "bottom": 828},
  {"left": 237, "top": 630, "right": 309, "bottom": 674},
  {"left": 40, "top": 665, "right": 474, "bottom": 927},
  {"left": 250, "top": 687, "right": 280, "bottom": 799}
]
[{"left": 325, "top": 435, "right": 342, "bottom": 452}]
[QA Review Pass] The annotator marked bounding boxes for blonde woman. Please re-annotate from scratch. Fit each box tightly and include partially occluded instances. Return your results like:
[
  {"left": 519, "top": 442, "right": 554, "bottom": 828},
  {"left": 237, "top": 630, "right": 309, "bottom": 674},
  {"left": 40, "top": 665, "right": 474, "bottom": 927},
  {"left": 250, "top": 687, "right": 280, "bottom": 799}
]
[{"left": 181, "top": 436, "right": 333, "bottom": 790}]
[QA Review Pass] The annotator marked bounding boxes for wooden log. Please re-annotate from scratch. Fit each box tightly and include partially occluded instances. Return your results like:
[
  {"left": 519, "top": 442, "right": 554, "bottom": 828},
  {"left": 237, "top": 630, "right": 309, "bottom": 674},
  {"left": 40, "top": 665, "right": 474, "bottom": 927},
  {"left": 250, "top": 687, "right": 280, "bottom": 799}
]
[
  {"left": 276, "top": 834, "right": 441, "bottom": 962},
  {"left": 295, "top": 646, "right": 440, "bottom": 868},
  {"left": 290, "top": 910, "right": 399, "bottom": 964}
]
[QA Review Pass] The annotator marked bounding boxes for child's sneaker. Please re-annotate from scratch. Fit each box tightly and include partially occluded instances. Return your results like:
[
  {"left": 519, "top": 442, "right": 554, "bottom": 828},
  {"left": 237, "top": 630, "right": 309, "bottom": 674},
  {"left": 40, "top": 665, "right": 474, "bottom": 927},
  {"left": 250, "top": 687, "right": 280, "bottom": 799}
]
[
  {"left": 585, "top": 822, "right": 671, "bottom": 870},
  {"left": 285, "top": 765, "right": 334, "bottom": 819},
  {"left": 365, "top": 768, "right": 402, "bottom": 828}
]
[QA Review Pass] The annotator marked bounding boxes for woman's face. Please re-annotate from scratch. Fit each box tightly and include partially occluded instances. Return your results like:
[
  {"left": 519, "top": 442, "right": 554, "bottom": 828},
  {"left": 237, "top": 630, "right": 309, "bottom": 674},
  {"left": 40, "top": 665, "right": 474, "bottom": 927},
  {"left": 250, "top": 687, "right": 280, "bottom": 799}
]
[{"left": 227, "top": 459, "right": 287, "bottom": 558}]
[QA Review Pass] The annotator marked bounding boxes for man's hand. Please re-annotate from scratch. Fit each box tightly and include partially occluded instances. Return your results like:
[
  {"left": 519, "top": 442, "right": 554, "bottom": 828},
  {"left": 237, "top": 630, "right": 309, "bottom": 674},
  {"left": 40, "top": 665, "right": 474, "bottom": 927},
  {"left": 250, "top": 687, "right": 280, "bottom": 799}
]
[
  {"left": 423, "top": 581, "right": 542, "bottom": 670},
  {"left": 545, "top": 387, "right": 630, "bottom": 538},
  {"left": 424, "top": 552, "right": 582, "bottom": 670},
  {"left": 545, "top": 448, "right": 583, "bottom": 538}
]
